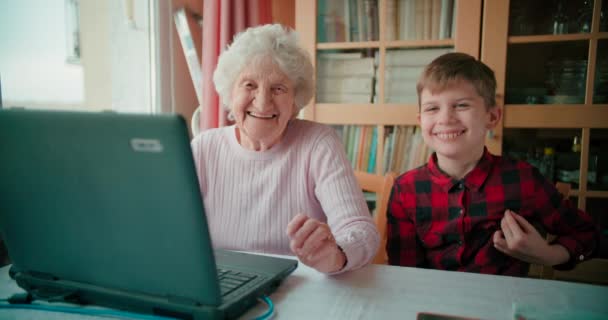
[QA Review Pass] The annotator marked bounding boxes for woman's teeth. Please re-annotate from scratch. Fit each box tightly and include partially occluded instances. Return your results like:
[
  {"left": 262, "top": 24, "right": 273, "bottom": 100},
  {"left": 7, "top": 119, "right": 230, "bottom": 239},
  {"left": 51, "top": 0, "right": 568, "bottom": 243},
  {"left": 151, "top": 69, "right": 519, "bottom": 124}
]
[{"left": 247, "top": 111, "right": 276, "bottom": 119}]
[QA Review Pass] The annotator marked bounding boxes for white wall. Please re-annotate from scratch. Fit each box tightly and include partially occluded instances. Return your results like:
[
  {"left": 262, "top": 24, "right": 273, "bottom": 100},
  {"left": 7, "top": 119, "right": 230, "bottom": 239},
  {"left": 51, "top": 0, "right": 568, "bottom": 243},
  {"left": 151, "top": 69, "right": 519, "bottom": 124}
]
[
  {"left": 109, "top": 0, "right": 151, "bottom": 113},
  {"left": 0, "top": 0, "right": 152, "bottom": 113},
  {"left": 80, "top": 0, "right": 111, "bottom": 110},
  {"left": 0, "top": 0, "right": 85, "bottom": 108}
]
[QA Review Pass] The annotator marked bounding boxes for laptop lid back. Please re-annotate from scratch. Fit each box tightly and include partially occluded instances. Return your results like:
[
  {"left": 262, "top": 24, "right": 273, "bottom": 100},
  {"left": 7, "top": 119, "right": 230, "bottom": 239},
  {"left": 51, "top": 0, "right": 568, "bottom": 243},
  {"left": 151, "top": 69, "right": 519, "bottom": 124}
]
[{"left": 0, "top": 109, "right": 221, "bottom": 306}]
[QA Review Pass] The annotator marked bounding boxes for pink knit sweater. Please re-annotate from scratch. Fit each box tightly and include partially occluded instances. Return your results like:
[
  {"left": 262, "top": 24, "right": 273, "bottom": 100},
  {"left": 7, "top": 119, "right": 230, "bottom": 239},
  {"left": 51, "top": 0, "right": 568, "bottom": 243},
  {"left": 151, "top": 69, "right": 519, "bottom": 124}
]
[{"left": 191, "top": 119, "right": 379, "bottom": 272}]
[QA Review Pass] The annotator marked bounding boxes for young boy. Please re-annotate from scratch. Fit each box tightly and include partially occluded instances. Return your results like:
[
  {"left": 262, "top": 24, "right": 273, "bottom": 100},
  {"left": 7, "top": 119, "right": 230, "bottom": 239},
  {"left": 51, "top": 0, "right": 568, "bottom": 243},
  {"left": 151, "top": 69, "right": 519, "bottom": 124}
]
[{"left": 386, "top": 52, "right": 599, "bottom": 276}]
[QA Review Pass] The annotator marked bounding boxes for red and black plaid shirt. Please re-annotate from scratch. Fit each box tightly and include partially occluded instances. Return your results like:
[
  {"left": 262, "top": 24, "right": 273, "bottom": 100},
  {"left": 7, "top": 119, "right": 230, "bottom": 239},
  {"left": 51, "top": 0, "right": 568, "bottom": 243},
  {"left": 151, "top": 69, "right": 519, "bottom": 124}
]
[{"left": 387, "top": 148, "right": 599, "bottom": 276}]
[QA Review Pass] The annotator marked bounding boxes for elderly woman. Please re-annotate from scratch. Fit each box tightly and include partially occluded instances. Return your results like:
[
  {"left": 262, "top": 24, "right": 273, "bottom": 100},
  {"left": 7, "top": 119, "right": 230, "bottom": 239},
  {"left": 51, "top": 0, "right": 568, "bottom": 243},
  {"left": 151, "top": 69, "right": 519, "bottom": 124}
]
[{"left": 191, "top": 24, "right": 379, "bottom": 274}]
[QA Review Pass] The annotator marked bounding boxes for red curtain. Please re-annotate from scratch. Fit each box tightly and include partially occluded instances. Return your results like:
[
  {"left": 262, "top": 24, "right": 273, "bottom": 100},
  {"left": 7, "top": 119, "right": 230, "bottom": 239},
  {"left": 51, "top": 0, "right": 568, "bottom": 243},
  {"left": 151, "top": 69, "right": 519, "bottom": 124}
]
[{"left": 200, "top": 0, "right": 272, "bottom": 131}]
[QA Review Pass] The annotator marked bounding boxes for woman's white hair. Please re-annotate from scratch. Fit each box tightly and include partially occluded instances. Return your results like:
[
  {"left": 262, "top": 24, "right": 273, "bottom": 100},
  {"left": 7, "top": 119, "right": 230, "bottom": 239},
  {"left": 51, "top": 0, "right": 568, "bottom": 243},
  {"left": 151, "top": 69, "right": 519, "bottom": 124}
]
[{"left": 213, "top": 24, "right": 314, "bottom": 112}]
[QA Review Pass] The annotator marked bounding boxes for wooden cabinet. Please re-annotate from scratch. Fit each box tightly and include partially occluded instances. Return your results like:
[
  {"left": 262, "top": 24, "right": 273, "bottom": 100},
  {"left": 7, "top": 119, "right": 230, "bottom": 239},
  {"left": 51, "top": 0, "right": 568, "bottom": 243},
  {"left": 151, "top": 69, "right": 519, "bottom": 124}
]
[
  {"left": 482, "top": 0, "right": 608, "bottom": 272},
  {"left": 296, "top": 0, "right": 608, "bottom": 280},
  {"left": 295, "top": 0, "right": 483, "bottom": 173}
]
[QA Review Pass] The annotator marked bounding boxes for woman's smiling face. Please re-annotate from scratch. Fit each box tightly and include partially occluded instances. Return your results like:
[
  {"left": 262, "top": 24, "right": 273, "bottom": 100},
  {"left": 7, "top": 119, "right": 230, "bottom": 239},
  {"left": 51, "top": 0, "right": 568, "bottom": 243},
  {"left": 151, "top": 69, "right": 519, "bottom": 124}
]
[{"left": 230, "top": 55, "right": 297, "bottom": 151}]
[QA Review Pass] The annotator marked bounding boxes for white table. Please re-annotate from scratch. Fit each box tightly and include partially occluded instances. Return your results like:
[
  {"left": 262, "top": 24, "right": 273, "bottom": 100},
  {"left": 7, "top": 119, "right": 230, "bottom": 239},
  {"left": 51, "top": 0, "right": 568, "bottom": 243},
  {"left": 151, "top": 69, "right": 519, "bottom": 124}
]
[{"left": 1, "top": 263, "right": 607, "bottom": 319}]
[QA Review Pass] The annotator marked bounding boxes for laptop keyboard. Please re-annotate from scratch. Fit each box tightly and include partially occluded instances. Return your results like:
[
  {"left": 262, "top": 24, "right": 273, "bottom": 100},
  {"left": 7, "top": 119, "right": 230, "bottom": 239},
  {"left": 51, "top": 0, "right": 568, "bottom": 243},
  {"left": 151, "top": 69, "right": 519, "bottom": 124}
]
[{"left": 217, "top": 268, "right": 258, "bottom": 297}]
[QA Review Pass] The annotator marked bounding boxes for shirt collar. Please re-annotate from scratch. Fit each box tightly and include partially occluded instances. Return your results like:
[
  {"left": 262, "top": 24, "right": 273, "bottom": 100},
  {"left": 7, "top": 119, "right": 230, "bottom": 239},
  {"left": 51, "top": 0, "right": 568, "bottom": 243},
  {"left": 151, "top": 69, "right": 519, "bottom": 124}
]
[{"left": 427, "top": 147, "right": 494, "bottom": 192}]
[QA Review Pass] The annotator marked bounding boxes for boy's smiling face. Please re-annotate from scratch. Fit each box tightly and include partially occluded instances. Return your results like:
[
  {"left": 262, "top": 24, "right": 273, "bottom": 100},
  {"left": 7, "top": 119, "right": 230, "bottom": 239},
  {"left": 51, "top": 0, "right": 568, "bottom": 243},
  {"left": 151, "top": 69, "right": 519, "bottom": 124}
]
[{"left": 418, "top": 79, "right": 501, "bottom": 170}]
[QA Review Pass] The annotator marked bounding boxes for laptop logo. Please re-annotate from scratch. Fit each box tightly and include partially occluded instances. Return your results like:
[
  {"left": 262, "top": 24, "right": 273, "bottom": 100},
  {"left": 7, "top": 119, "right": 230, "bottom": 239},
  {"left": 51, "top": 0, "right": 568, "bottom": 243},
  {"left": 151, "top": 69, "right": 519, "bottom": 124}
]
[{"left": 130, "top": 138, "right": 164, "bottom": 153}]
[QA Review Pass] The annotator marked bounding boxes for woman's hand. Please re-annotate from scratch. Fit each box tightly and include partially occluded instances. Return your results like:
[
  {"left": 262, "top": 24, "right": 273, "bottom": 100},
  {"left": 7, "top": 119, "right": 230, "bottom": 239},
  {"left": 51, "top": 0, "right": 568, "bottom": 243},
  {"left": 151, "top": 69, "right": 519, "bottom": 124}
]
[
  {"left": 493, "top": 210, "right": 569, "bottom": 266},
  {"left": 286, "top": 213, "right": 347, "bottom": 273}
]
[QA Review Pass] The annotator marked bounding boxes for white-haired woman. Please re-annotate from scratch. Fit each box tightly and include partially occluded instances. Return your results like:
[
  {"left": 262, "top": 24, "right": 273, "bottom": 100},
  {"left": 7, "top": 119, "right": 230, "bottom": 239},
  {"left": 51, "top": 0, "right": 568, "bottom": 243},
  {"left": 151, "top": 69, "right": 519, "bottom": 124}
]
[{"left": 191, "top": 24, "right": 379, "bottom": 274}]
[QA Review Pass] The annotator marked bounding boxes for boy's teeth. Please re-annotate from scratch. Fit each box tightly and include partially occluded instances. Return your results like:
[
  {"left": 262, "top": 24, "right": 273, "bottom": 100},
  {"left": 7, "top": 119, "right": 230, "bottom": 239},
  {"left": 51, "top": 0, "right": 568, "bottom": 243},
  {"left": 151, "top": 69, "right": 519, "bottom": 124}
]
[{"left": 436, "top": 131, "right": 463, "bottom": 139}]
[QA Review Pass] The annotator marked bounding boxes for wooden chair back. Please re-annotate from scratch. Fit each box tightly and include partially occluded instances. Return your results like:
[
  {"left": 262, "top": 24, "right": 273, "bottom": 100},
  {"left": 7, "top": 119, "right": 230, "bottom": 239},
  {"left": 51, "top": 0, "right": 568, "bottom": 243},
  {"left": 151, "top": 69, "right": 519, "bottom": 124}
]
[{"left": 353, "top": 170, "right": 397, "bottom": 265}]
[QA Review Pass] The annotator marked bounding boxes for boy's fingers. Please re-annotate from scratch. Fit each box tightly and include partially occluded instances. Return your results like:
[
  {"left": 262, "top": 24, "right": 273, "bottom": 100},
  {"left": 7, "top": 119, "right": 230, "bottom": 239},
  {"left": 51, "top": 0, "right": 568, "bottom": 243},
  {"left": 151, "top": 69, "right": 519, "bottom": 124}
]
[
  {"left": 493, "top": 230, "right": 504, "bottom": 242},
  {"left": 507, "top": 211, "right": 525, "bottom": 239},
  {"left": 500, "top": 215, "right": 513, "bottom": 242},
  {"left": 493, "top": 231, "right": 507, "bottom": 247},
  {"left": 504, "top": 210, "right": 524, "bottom": 239},
  {"left": 509, "top": 211, "right": 534, "bottom": 233}
]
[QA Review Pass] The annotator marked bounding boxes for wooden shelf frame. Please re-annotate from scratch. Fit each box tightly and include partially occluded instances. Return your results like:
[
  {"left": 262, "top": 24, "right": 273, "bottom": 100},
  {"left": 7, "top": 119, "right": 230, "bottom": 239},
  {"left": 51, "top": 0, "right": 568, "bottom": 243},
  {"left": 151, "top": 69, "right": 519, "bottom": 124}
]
[{"left": 296, "top": 0, "right": 483, "bottom": 173}]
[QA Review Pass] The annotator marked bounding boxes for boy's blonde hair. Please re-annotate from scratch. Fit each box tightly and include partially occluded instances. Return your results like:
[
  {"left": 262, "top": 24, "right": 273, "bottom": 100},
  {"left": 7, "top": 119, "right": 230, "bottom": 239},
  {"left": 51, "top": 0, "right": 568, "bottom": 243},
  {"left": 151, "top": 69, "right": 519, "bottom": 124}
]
[{"left": 416, "top": 52, "right": 497, "bottom": 109}]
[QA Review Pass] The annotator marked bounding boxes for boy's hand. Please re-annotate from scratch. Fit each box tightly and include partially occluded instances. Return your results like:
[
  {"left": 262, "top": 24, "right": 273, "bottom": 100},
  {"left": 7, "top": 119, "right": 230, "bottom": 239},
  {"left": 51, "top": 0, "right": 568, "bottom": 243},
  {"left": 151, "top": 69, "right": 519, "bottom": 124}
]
[
  {"left": 493, "top": 210, "right": 569, "bottom": 266},
  {"left": 286, "top": 213, "right": 347, "bottom": 273}
]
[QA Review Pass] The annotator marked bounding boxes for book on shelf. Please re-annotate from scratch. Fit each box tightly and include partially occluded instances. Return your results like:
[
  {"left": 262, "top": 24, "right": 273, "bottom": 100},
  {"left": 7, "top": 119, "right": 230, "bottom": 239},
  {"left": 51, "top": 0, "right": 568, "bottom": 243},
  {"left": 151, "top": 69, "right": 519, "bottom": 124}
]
[
  {"left": 398, "top": 0, "right": 415, "bottom": 40},
  {"left": 423, "top": 0, "right": 432, "bottom": 40},
  {"left": 174, "top": 7, "right": 203, "bottom": 105},
  {"left": 317, "top": 0, "right": 378, "bottom": 42},
  {"left": 381, "top": 78, "right": 414, "bottom": 95},
  {"left": 356, "top": 0, "right": 366, "bottom": 41},
  {"left": 348, "top": 0, "right": 360, "bottom": 42},
  {"left": 385, "top": 0, "right": 398, "bottom": 41},
  {"left": 334, "top": 125, "right": 378, "bottom": 174},
  {"left": 430, "top": 0, "right": 442, "bottom": 39},
  {"left": 385, "top": 47, "right": 452, "bottom": 66},
  {"left": 384, "top": 95, "right": 418, "bottom": 104},
  {"left": 317, "top": 51, "right": 364, "bottom": 60},
  {"left": 352, "top": 126, "right": 361, "bottom": 167},
  {"left": 317, "top": 76, "right": 374, "bottom": 95},
  {"left": 439, "top": 0, "right": 454, "bottom": 39},
  {"left": 318, "top": 0, "right": 348, "bottom": 42},
  {"left": 317, "top": 57, "right": 376, "bottom": 77},
  {"left": 383, "top": 66, "right": 425, "bottom": 80},
  {"left": 317, "top": 2, "right": 328, "bottom": 42},
  {"left": 382, "top": 126, "right": 431, "bottom": 174},
  {"left": 357, "top": 126, "right": 371, "bottom": 171},
  {"left": 317, "top": 92, "right": 372, "bottom": 103},
  {"left": 367, "top": 127, "right": 378, "bottom": 173},
  {"left": 414, "top": 0, "right": 426, "bottom": 40},
  {"left": 362, "top": 0, "right": 378, "bottom": 41},
  {"left": 383, "top": 85, "right": 418, "bottom": 96},
  {"left": 393, "top": 0, "right": 454, "bottom": 41}
]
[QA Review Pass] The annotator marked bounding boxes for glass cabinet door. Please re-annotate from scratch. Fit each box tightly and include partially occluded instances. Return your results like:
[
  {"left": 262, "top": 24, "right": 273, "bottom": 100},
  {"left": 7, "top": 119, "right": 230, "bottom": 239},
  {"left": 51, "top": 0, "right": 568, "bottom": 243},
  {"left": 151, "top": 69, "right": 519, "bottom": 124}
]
[
  {"left": 317, "top": 0, "right": 378, "bottom": 43},
  {"left": 508, "top": 0, "right": 594, "bottom": 36},
  {"left": 595, "top": 40, "right": 608, "bottom": 104},
  {"left": 506, "top": 41, "right": 588, "bottom": 105}
]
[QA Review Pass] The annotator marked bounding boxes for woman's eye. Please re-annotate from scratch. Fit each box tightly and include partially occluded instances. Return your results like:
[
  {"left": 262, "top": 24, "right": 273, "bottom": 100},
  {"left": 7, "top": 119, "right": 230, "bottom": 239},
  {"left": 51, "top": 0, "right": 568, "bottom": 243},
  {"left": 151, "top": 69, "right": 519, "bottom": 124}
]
[
  {"left": 456, "top": 103, "right": 469, "bottom": 108},
  {"left": 244, "top": 82, "right": 255, "bottom": 89},
  {"left": 273, "top": 86, "right": 287, "bottom": 94}
]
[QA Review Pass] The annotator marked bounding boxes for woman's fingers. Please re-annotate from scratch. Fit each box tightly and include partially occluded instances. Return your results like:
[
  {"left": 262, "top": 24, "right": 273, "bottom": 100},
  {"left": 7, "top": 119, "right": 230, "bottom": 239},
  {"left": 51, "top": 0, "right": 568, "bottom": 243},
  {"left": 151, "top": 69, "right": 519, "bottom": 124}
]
[
  {"left": 306, "top": 241, "right": 336, "bottom": 263},
  {"left": 286, "top": 213, "right": 308, "bottom": 237},
  {"left": 298, "top": 226, "right": 333, "bottom": 258}
]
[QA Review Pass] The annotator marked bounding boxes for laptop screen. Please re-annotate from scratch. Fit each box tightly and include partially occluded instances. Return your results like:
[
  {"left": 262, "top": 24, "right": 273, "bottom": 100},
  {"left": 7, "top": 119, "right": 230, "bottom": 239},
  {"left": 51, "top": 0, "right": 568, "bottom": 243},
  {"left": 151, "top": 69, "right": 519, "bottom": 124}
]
[{"left": 0, "top": 109, "right": 222, "bottom": 305}]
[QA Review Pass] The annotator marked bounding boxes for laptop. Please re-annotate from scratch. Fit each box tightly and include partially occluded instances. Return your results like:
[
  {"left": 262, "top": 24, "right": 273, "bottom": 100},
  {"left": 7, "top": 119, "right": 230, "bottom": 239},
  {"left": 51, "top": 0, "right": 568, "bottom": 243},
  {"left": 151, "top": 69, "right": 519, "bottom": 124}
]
[{"left": 0, "top": 109, "right": 298, "bottom": 319}]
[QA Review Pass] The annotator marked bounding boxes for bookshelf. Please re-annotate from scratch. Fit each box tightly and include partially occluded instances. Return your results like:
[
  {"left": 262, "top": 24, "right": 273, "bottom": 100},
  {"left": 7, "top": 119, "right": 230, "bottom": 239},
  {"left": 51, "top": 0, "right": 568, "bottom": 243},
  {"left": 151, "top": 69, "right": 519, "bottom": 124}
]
[
  {"left": 482, "top": 0, "right": 608, "bottom": 273},
  {"left": 296, "top": 0, "right": 483, "bottom": 174}
]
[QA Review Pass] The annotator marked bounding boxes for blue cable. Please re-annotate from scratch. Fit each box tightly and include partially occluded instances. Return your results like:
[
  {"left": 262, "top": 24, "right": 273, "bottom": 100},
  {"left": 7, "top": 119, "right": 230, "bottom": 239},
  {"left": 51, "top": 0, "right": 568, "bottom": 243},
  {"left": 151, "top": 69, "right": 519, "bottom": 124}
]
[
  {"left": 0, "top": 299, "right": 175, "bottom": 320},
  {"left": 253, "top": 295, "right": 274, "bottom": 320}
]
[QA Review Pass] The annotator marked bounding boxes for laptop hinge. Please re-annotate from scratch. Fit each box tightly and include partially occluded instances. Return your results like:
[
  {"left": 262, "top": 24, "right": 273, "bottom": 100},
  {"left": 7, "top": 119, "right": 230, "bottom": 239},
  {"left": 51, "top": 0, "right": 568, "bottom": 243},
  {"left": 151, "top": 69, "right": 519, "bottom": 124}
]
[
  {"left": 27, "top": 271, "right": 59, "bottom": 281},
  {"left": 166, "top": 295, "right": 202, "bottom": 307}
]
